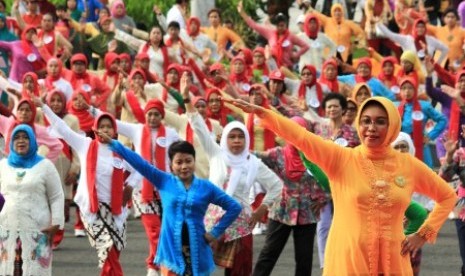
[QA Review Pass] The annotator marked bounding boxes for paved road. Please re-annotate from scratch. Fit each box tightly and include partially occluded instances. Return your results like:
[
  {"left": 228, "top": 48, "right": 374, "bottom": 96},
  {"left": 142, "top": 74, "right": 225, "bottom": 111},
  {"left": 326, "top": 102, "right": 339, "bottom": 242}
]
[{"left": 52, "top": 211, "right": 461, "bottom": 276}]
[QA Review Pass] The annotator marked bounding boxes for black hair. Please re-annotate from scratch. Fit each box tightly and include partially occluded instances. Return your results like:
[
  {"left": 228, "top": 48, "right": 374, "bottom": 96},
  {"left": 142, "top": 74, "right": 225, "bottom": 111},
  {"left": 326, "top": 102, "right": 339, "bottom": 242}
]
[
  {"left": 167, "top": 21, "right": 180, "bottom": 30},
  {"left": 443, "top": 7, "right": 459, "bottom": 20},
  {"left": 208, "top": 8, "right": 221, "bottom": 19},
  {"left": 56, "top": 4, "right": 66, "bottom": 11},
  {"left": 266, "top": 79, "right": 287, "bottom": 95},
  {"left": 176, "top": 0, "right": 189, "bottom": 4},
  {"left": 223, "top": 19, "right": 233, "bottom": 25},
  {"left": 273, "top": 13, "right": 288, "bottom": 25},
  {"left": 150, "top": 25, "right": 165, "bottom": 47},
  {"left": 322, "top": 92, "right": 348, "bottom": 110},
  {"left": 0, "top": 0, "right": 6, "bottom": 8},
  {"left": 168, "top": 141, "right": 196, "bottom": 160}
]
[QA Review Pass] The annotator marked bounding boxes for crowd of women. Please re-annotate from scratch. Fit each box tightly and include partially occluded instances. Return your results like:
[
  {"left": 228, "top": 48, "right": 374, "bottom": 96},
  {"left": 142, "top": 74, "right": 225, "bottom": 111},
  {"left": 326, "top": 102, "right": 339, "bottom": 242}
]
[{"left": 0, "top": 0, "right": 462, "bottom": 275}]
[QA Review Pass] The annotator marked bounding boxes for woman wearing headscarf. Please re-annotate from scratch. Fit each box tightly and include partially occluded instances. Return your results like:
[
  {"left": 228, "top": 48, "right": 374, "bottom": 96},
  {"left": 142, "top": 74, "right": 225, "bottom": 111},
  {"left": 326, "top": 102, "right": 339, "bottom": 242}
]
[
  {"left": 319, "top": 59, "right": 342, "bottom": 94},
  {"left": 440, "top": 133, "right": 465, "bottom": 276},
  {"left": 225, "top": 95, "right": 456, "bottom": 275},
  {"left": 163, "top": 93, "right": 223, "bottom": 179},
  {"left": 391, "top": 132, "right": 432, "bottom": 275},
  {"left": 110, "top": 0, "right": 135, "bottom": 31},
  {"left": 238, "top": 2, "right": 309, "bottom": 69},
  {"left": 0, "top": 124, "right": 64, "bottom": 276},
  {"left": 253, "top": 116, "right": 328, "bottom": 276},
  {"left": 68, "top": 90, "right": 96, "bottom": 137},
  {"left": 298, "top": 14, "right": 336, "bottom": 73},
  {"left": 308, "top": 3, "right": 366, "bottom": 63},
  {"left": 40, "top": 101, "right": 142, "bottom": 276},
  {"left": 184, "top": 79, "right": 283, "bottom": 276},
  {"left": 20, "top": 72, "right": 40, "bottom": 99},
  {"left": 185, "top": 16, "right": 219, "bottom": 66},
  {"left": 38, "top": 58, "right": 73, "bottom": 102},
  {"left": 88, "top": 98, "right": 180, "bottom": 276},
  {"left": 0, "top": 13, "right": 17, "bottom": 76},
  {"left": 395, "top": 77, "right": 447, "bottom": 168},
  {"left": 351, "top": 83, "right": 373, "bottom": 106},
  {"left": 394, "top": 0, "right": 427, "bottom": 35},
  {"left": 0, "top": 98, "right": 62, "bottom": 162},
  {"left": 38, "top": 90, "right": 81, "bottom": 249},
  {"left": 376, "top": 18, "right": 449, "bottom": 65},
  {"left": 0, "top": 25, "right": 51, "bottom": 81},
  {"left": 378, "top": 56, "right": 399, "bottom": 90},
  {"left": 204, "top": 88, "right": 234, "bottom": 127},
  {"left": 229, "top": 56, "right": 251, "bottom": 95},
  {"left": 337, "top": 58, "right": 396, "bottom": 101}
]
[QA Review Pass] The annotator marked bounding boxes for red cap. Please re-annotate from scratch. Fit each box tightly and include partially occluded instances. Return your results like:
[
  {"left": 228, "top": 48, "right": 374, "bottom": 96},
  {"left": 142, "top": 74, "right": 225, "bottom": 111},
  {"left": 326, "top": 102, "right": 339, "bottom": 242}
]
[
  {"left": 209, "top": 63, "right": 224, "bottom": 73},
  {"left": 269, "top": 69, "right": 285, "bottom": 81}
]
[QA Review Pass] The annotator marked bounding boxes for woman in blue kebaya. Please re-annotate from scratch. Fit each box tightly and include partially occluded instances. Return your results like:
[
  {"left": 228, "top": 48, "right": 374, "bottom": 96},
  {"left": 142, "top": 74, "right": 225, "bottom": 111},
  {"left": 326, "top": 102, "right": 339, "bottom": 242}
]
[
  {"left": 96, "top": 131, "right": 242, "bottom": 276},
  {"left": 395, "top": 77, "right": 447, "bottom": 168}
]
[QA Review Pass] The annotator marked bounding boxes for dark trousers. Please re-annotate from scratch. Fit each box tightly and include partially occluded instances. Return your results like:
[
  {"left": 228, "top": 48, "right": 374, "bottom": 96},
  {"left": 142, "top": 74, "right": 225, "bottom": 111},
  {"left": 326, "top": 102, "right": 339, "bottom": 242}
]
[
  {"left": 456, "top": 219, "right": 465, "bottom": 275},
  {"left": 253, "top": 219, "right": 317, "bottom": 276}
]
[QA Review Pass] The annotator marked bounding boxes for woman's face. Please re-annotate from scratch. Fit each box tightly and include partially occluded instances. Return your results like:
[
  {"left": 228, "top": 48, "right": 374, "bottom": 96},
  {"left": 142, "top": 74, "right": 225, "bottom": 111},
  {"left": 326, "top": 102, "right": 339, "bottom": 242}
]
[
  {"left": 276, "top": 21, "right": 287, "bottom": 34},
  {"left": 131, "top": 73, "right": 145, "bottom": 89},
  {"left": 301, "top": 68, "right": 314, "bottom": 84},
  {"left": 269, "top": 79, "right": 284, "bottom": 95},
  {"left": 189, "top": 21, "right": 199, "bottom": 34},
  {"left": 17, "top": 102, "right": 33, "bottom": 123},
  {"left": 25, "top": 29, "right": 36, "bottom": 41},
  {"left": 41, "top": 14, "right": 54, "bottom": 31},
  {"left": 109, "top": 59, "right": 120, "bottom": 72},
  {"left": 400, "top": 82, "right": 415, "bottom": 100},
  {"left": 145, "top": 108, "right": 163, "bottom": 129},
  {"left": 208, "top": 93, "right": 221, "bottom": 113},
  {"left": 253, "top": 53, "right": 265, "bottom": 66},
  {"left": 233, "top": 60, "right": 245, "bottom": 75},
  {"left": 249, "top": 89, "right": 264, "bottom": 106},
  {"left": 393, "top": 140, "right": 410, "bottom": 153},
  {"left": 195, "top": 100, "right": 207, "bottom": 117},
  {"left": 101, "top": 21, "right": 111, "bottom": 32},
  {"left": 355, "top": 87, "right": 371, "bottom": 105},
  {"left": 150, "top": 27, "right": 162, "bottom": 44},
  {"left": 227, "top": 128, "right": 246, "bottom": 155},
  {"left": 72, "top": 94, "right": 86, "bottom": 110},
  {"left": 324, "top": 64, "right": 337, "bottom": 80},
  {"left": 401, "top": 60, "right": 413, "bottom": 72},
  {"left": 325, "top": 98, "right": 343, "bottom": 120},
  {"left": 333, "top": 8, "right": 343, "bottom": 21},
  {"left": 343, "top": 102, "right": 357, "bottom": 124},
  {"left": 67, "top": 0, "right": 77, "bottom": 9},
  {"left": 444, "top": 12, "right": 457, "bottom": 27},
  {"left": 23, "top": 75, "right": 35, "bottom": 91},
  {"left": 50, "top": 94, "right": 64, "bottom": 114},
  {"left": 170, "top": 152, "right": 195, "bottom": 182},
  {"left": 382, "top": 61, "right": 394, "bottom": 76},
  {"left": 415, "top": 23, "right": 426, "bottom": 36},
  {"left": 97, "top": 117, "right": 115, "bottom": 138},
  {"left": 47, "top": 60, "right": 60, "bottom": 76},
  {"left": 120, "top": 59, "right": 129, "bottom": 71},
  {"left": 13, "top": 131, "right": 30, "bottom": 156},
  {"left": 115, "top": 5, "right": 124, "bottom": 16},
  {"left": 208, "top": 12, "right": 221, "bottom": 27},
  {"left": 167, "top": 69, "right": 179, "bottom": 84},
  {"left": 99, "top": 9, "right": 109, "bottom": 18},
  {"left": 359, "top": 105, "right": 389, "bottom": 148},
  {"left": 357, "top": 63, "right": 371, "bottom": 78}
]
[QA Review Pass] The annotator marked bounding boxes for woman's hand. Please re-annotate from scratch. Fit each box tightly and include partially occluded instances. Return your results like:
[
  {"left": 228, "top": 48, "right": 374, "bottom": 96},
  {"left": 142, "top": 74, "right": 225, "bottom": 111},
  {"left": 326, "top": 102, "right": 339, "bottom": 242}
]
[
  {"left": 32, "top": 96, "right": 44, "bottom": 107},
  {"left": 204, "top": 232, "right": 217, "bottom": 246},
  {"left": 95, "top": 130, "right": 113, "bottom": 144},
  {"left": 442, "top": 133, "right": 458, "bottom": 155},
  {"left": 122, "top": 185, "right": 133, "bottom": 206},
  {"left": 180, "top": 72, "right": 191, "bottom": 99},
  {"left": 41, "top": 224, "right": 60, "bottom": 242},
  {"left": 222, "top": 98, "right": 266, "bottom": 115},
  {"left": 401, "top": 233, "right": 427, "bottom": 258},
  {"left": 249, "top": 204, "right": 268, "bottom": 228}
]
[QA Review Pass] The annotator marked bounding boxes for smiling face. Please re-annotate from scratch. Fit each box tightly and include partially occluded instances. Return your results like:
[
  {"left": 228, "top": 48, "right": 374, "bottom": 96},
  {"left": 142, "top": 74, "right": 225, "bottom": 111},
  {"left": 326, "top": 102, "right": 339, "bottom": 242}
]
[
  {"left": 325, "top": 98, "right": 343, "bottom": 120},
  {"left": 208, "top": 93, "right": 221, "bottom": 113},
  {"left": 170, "top": 152, "right": 195, "bottom": 182},
  {"left": 359, "top": 105, "right": 389, "bottom": 148},
  {"left": 13, "top": 131, "right": 30, "bottom": 156},
  {"left": 227, "top": 128, "right": 246, "bottom": 155},
  {"left": 49, "top": 93, "right": 65, "bottom": 114}
]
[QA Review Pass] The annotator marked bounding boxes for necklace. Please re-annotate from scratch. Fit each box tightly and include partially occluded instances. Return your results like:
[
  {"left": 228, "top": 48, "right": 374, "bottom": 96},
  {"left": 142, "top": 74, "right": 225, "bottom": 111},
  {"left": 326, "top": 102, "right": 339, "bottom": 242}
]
[{"left": 16, "top": 171, "right": 26, "bottom": 182}]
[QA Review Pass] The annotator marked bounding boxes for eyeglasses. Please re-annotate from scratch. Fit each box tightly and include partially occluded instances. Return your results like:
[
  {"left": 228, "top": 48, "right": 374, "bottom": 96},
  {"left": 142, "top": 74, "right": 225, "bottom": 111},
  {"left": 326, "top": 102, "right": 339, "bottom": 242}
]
[
  {"left": 301, "top": 72, "right": 313, "bottom": 76},
  {"left": 359, "top": 117, "right": 388, "bottom": 128},
  {"left": 394, "top": 144, "right": 409, "bottom": 150}
]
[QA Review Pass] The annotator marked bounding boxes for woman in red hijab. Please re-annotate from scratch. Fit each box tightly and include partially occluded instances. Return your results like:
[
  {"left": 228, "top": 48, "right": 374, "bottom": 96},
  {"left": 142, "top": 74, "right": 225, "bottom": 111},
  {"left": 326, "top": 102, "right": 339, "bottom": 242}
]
[{"left": 206, "top": 88, "right": 233, "bottom": 127}]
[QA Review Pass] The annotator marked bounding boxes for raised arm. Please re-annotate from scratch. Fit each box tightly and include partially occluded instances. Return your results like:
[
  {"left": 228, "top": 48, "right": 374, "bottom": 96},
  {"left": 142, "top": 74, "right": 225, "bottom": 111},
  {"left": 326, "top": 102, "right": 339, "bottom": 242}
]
[
  {"left": 109, "top": 139, "right": 170, "bottom": 190},
  {"left": 34, "top": 125, "right": 64, "bottom": 162},
  {"left": 41, "top": 104, "right": 88, "bottom": 150},
  {"left": 376, "top": 22, "right": 409, "bottom": 50}
]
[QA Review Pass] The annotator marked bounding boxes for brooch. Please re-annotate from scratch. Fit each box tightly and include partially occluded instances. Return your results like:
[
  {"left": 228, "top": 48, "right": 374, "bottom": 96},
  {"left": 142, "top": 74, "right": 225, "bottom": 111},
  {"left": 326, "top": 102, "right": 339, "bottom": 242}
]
[{"left": 394, "top": 176, "right": 406, "bottom": 188}]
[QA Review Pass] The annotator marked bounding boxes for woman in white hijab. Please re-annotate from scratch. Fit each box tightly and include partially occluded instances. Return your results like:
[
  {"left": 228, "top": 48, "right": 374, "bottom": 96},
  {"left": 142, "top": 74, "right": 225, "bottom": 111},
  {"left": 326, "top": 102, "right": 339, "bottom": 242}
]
[
  {"left": 392, "top": 132, "right": 434, "bottom": 211},
  {"left": 184, "top": 73, "right": 283, "bottom": 276}
]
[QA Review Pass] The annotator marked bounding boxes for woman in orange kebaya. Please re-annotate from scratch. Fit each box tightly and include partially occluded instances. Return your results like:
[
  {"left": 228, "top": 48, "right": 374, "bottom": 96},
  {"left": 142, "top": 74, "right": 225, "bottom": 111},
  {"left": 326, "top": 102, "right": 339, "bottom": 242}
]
[{"left": 225, "top": 96, "right": 457, "bottom": 275}]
